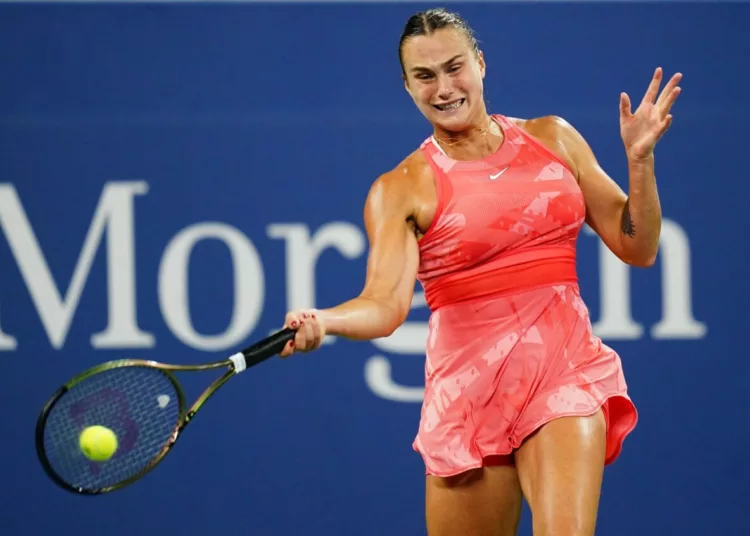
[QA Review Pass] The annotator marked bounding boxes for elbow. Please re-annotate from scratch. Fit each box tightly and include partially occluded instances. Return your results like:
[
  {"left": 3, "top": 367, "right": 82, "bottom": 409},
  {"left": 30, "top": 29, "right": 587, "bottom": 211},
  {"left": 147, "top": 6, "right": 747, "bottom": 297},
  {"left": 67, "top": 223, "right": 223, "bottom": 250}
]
[
  {"left": 629, "top": 256, "right": 657, "bottom": 268},
  {"left": 624, "top": 248, "right": 658, "bottom": 268},
  {"left": 357, "top": 292, "right": 410, "bottom": 339},
  {"left": 617, "top": 233, "right": 659, "bottom": 268},
  {"left": 380, "top": 324, "right": 400, "bottom": 338},
  {"left": 642, "top": 253, "right": 658, "bottom": 267},
  {"left": 381, "top": 302, "right": 410, "bottom": 337},
  {"left": 372, "top": 318, "right": 402, "bottom": 340},
  {"left": 638, "top": 243, "right": 660, "bottom": 267}
]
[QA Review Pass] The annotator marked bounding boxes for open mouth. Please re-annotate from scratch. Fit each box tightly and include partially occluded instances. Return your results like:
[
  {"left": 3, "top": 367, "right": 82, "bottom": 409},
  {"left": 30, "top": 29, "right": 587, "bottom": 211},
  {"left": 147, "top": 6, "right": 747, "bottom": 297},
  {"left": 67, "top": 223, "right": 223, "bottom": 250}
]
[{"left": 433, "top": 98, "right": 465, "bottom": 112}]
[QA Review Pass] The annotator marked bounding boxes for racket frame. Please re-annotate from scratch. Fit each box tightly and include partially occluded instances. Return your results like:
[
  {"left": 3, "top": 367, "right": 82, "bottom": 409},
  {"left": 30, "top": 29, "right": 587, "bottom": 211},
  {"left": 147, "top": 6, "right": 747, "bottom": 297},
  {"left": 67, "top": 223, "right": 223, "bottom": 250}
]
[{"left": 35, "top": 327, "right": 296, "bottom": 495}]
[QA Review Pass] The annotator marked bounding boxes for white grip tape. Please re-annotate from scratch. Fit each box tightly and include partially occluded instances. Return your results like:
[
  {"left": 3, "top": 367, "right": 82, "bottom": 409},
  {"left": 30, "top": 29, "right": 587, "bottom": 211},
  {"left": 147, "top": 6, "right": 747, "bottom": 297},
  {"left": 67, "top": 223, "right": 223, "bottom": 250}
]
[{"left": 229, "top": 352, "right": 247, "bottom": 373}]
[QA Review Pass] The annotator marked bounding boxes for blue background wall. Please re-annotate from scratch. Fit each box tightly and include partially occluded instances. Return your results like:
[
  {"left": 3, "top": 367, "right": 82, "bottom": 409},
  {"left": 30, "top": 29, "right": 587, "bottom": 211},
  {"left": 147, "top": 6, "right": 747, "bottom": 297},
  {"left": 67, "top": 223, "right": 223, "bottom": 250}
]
[{"left": 0, "top": 1, "right": 747, "bottom": 535}]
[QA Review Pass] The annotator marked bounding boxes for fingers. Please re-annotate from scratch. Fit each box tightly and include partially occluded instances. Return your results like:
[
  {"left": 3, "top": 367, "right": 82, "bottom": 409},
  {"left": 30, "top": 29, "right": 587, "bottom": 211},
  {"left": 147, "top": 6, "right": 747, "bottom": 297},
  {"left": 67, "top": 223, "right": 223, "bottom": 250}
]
[
  {"left": 642, "top": 66, "right": 664, "bottom": 105},
  {"left": 302, "top": 312, "right": 322, "bottom": 347},
  {"left": 278, "top": 309, "right": 325, "bottom": 358},
  {"left": 656, "top": 73, "right": 682, "bottom": 117},
  {"left": 660, "top": 114, "right": 674, "bottom": 136},
  {"left": 619, "top": 92, "right": 632, "bottom": 119},
  {"left": 642, "top": 67, "right": 682, "bottom": 112},
  {"left": 279, "top": 339, "right": 295, "bottom": 358}
]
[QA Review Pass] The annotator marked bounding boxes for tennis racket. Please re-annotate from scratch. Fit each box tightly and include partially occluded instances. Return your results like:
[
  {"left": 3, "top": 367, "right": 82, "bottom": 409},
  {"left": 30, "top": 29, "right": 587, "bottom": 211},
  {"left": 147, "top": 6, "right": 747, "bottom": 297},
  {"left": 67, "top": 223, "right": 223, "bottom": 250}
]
[{"left": 35, "top": 327, "right": 296, "bottom": 495}]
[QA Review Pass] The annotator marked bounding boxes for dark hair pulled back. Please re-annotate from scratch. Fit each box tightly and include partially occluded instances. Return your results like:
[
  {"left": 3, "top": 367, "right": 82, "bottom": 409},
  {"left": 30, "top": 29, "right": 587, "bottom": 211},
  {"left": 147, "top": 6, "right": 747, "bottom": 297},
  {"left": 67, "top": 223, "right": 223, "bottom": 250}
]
[{"left": 398, "top": 8, "right": 480, "bottom": 75}]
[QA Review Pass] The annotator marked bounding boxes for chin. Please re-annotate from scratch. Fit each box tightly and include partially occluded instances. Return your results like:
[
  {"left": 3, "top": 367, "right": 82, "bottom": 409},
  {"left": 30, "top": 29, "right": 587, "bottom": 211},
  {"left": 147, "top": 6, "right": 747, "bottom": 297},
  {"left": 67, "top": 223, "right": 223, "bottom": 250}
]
[
  {"left": 425, "top": 102, "right": 476, "bottom": 132},
  {"left": 432, "top": 114, "right": 473, "bottom": 133}
]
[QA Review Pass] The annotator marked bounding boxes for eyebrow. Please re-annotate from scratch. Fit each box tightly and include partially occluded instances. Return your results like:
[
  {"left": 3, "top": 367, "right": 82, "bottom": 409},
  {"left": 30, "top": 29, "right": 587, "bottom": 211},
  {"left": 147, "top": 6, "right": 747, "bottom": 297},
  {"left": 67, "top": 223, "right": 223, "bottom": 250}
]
[{"left": 409, "top": 54, "right": 464, "bottom": 73}]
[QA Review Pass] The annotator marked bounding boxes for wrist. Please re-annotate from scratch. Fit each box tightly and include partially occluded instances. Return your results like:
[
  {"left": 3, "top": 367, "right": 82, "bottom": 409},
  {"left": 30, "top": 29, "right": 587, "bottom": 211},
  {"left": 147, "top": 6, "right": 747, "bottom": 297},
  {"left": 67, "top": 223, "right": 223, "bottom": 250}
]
[
  {"left": 315, "top": 308, "right": 336, "bottom": 332},
  {"left": 626, "top": 150, "right": 655, "bottom": 167},
  {"left": 316, "top": 306, "right": 356, "bottom": 337}
]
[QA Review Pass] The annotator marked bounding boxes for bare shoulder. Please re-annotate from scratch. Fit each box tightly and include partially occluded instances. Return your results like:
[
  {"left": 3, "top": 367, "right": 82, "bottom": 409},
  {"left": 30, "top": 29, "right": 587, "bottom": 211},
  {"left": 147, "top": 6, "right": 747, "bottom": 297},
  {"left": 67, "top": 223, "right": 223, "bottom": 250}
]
[
  {"left": 508, "top": 115, "right": 580, "bottom": 139},
  {"left": 368, "top": 148, "right": 431, "bottom": 204},
  {"left": 375, "top": 148, "right": 432, "bottom": 190},
  {"left": 364, "top": 148, "right": 432, "bottom": 221},
  {"left": 505, "top": 115, "right": 589, "bottom": 179}
]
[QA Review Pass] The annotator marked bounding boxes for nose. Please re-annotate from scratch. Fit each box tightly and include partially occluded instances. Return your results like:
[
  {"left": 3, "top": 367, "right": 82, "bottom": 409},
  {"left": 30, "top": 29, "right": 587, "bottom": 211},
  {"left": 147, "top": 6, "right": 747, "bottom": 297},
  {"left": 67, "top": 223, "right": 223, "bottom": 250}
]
[{"left": 436, "top": 74, "right": 453, "bottom": 101}]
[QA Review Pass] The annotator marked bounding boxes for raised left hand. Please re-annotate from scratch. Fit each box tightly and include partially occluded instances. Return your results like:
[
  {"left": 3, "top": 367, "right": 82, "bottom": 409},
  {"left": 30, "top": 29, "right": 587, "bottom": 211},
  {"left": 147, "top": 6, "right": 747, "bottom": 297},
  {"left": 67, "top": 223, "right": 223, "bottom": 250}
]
[{"left": 619, "top": 67, "right": 682, "bottom": 161}]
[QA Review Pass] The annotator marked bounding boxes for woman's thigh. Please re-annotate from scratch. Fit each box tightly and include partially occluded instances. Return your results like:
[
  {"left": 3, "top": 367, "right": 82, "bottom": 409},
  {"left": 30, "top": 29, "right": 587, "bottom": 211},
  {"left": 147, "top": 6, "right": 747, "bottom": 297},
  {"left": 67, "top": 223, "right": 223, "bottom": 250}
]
[{"left": 425, "top": 462, "right": 524, "bottom": 536}]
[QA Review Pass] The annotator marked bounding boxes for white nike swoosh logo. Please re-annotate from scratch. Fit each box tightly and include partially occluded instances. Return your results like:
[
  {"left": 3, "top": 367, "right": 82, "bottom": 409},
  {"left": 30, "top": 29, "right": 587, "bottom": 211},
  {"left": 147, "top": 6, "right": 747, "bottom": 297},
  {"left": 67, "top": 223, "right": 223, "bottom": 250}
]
[{"left": 490, "top": 166, "right": 510, "bottom": 180}]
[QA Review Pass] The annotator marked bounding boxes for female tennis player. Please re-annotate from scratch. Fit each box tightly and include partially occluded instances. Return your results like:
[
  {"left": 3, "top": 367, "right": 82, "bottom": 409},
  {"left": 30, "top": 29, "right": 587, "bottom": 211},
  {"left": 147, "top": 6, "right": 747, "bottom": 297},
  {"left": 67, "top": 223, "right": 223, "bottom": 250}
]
[{"left": 278, "top": 8, "right": 680, "bottom": 536}]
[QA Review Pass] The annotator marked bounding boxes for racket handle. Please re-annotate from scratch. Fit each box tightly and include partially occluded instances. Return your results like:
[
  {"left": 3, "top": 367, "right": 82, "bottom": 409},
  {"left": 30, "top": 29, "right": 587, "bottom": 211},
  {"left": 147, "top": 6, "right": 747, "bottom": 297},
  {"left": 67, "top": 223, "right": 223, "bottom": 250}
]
[{"left": 237, "top": 327, "right": 297, "bottom": 369}]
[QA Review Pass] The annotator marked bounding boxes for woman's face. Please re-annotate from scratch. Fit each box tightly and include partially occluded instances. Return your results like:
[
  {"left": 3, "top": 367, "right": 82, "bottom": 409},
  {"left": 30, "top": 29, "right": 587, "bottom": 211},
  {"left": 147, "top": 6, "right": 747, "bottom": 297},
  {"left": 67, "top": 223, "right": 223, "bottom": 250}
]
[{"left": 401, "top": 28, "right": 486, "bottom": 133}]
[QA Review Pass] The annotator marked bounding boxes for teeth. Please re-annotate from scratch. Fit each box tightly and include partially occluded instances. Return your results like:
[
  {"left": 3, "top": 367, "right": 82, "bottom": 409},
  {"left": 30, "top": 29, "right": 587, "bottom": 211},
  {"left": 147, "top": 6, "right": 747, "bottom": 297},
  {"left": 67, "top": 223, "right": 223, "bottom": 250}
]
[{"left": 436, "top": 99, "right": 463, "bottom": 111}]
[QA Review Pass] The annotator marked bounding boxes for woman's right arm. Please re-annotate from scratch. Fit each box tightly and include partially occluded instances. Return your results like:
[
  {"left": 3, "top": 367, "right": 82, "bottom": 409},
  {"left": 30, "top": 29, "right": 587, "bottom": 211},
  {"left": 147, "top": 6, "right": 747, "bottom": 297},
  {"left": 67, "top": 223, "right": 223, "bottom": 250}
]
[{"left": 280, "top": 169, "right": 421, "bottom": 356}]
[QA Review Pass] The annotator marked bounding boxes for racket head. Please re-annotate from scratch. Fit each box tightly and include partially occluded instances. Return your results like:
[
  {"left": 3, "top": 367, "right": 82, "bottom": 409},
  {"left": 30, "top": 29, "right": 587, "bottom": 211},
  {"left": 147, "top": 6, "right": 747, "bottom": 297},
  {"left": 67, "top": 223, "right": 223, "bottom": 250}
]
[{"left": 35, "top": 359, "right": 188, "bottom": 495}]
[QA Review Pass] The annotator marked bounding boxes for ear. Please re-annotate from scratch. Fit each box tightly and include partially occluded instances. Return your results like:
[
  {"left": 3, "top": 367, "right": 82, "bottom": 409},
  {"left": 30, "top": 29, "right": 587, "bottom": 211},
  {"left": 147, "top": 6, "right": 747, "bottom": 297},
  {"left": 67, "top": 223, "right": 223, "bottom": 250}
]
[
  {"left": 477, "top": 50, "right": 486, "bottom": 79},
  {"left": 403, "top": 74, "right": 413, "bottom": 96}
]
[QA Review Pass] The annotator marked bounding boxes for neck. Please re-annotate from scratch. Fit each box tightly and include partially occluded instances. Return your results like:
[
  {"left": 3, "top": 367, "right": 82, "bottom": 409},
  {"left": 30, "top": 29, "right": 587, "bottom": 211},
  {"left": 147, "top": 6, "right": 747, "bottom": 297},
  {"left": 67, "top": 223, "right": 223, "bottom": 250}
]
[{"left": 432, "top": 111, "right": 504, "bottom": 160}]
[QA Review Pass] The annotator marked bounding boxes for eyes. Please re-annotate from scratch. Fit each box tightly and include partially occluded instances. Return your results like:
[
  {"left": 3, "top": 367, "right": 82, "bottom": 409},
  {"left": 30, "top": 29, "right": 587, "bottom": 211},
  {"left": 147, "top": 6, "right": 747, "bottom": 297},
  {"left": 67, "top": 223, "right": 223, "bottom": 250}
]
[{"left": 413, "top": 63, "right": 464, "bottom": 82}]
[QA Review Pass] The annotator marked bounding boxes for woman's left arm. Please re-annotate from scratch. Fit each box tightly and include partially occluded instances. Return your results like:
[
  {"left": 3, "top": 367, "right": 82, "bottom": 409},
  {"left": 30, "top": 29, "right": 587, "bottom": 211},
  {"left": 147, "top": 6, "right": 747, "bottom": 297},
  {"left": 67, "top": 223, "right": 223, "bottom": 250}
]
[{"left": 554, "top": 67, "right": 682, "bottom": 267}]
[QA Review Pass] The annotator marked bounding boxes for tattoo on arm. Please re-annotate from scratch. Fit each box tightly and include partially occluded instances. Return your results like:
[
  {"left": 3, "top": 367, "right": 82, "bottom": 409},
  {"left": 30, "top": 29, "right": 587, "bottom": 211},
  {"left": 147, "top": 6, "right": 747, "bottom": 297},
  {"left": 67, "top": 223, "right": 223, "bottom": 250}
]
[{"left": 621, "top": 199, "right": 636, "bottom": 237}]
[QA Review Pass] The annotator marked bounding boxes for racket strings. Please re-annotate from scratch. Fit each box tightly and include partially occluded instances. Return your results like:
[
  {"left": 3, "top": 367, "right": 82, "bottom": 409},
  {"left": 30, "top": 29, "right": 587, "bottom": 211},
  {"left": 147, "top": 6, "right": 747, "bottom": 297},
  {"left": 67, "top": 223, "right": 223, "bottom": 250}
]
[{"left": 41, "top": 366, "right": 181, "bottom": 491}]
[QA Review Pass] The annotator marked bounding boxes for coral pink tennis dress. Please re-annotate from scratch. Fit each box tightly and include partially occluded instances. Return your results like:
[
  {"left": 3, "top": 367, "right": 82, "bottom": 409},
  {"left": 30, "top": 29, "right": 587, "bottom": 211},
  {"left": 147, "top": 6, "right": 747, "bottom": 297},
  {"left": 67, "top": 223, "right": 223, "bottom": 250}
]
[{"left": 412, "top": 114, "right": 638, "bottom": 477}]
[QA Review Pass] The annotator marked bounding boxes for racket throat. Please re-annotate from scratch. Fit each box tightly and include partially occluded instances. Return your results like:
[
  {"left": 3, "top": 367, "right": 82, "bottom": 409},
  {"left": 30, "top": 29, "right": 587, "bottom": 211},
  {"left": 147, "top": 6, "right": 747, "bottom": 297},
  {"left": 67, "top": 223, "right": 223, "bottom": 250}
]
[{"left": 228, "top": 352, "right": 247, "bottom": 373}]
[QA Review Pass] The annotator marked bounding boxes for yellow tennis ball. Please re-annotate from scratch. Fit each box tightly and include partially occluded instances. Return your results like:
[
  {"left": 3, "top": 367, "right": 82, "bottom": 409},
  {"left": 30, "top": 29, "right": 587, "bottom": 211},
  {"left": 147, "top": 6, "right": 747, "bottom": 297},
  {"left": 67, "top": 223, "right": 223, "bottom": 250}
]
[{"left": 79, "top": 425, "right": 118, "bottom": 462}]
